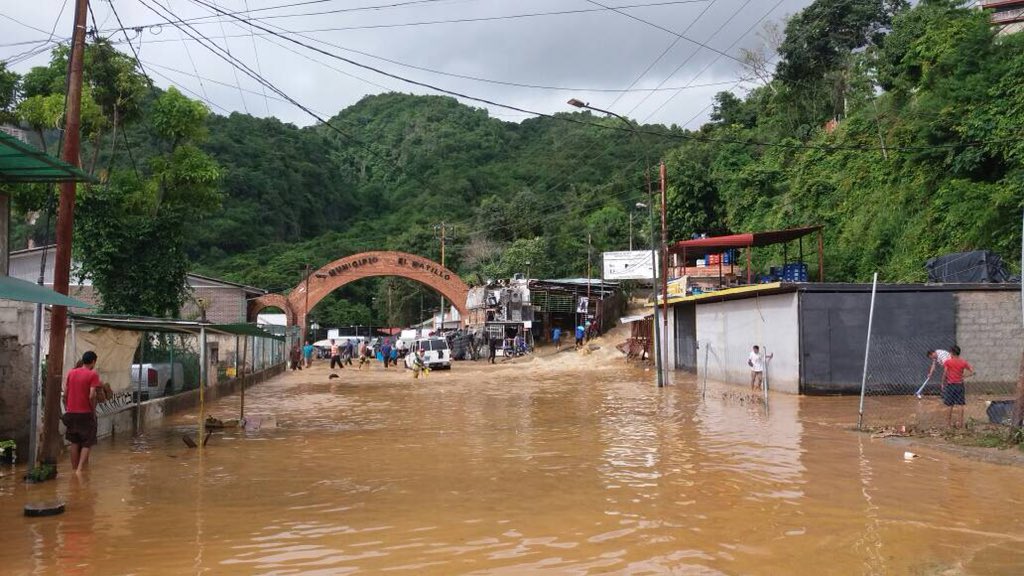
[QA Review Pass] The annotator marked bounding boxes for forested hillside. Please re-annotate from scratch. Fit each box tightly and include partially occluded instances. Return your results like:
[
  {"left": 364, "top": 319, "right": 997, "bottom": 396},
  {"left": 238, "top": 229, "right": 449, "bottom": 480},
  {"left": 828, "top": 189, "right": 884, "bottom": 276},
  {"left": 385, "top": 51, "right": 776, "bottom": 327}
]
[{"left": 1, "top": 0, "right": 1020, "bottom": 327}]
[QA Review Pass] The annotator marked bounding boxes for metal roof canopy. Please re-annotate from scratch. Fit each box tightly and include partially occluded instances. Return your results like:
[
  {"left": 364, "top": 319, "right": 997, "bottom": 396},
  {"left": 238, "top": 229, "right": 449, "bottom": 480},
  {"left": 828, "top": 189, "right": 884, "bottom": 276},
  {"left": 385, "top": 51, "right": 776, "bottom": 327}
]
[
  {"left": 667, "top": 225, "right": 825, "bottom": 284},
  {"left": 68, "top": 313, "right": 284, "bottom": 340},
  {"left": 668, "top": 225, "right": 824, "bottom": 253},
  {"left": 0, "top": 275, "right": 94, "bottom": 308},
  {"left": 0, "top": 131, "right": 96, "bottom": 183}
]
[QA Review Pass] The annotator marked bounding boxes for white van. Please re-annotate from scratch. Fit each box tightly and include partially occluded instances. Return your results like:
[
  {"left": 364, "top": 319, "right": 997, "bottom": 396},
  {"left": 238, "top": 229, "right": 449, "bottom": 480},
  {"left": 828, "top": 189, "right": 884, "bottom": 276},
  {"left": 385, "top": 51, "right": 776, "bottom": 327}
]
[
  {"left": 130, "top": 363, "right": 185, "bottom": 400},
  {"left": 405, "top": 337, "right": 452, "bottom": 370}
]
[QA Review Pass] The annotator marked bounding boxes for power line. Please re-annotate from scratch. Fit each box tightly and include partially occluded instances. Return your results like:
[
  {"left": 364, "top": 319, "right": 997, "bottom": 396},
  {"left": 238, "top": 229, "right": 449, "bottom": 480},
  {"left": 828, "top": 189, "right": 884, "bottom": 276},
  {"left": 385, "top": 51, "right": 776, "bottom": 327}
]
[
  {"left": 599, "top": 0, "right": 718, "bottom": 110},
  {"left": 207, "top": 0, "right": 250, "bottom": 114},
  {"left": 184, "top": 0, "right": 397, "bottom": 94},
  {"left": 189, "top": 0, "right": 1017, "bottom": 153},
  {"left": 242, "top": 0, "right": 271, "bottom": 115},
  {"left": 625, "top": 0, "right": 752, "bottom": 118},
  {"left": 584, "top": 0, "right": 745, "bottom": 67},
  {"left": 93, "top": 0, "right": 714, "bottom": 42},
  {"left": 642, "top": 0, "right": 786, "bottom": 123}
]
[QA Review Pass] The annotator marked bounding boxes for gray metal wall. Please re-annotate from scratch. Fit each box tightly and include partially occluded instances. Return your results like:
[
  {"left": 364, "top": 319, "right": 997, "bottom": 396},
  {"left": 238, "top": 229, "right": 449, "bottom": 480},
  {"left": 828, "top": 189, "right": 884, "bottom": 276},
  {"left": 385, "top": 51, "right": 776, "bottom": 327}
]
[
  {"left": 799, "top": 291, "right": 956, "bottom": 394},
  {"left": 674, "top": 303, "right": 697, "bottom": 372}
]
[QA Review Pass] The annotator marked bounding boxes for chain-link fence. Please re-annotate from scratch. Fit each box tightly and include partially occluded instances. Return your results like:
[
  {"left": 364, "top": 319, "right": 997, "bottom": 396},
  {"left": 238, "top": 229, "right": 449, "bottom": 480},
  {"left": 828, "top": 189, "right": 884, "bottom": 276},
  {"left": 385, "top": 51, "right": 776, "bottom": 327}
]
[{"left": 857, "top": 279, "right": 1020, "bottom": 431}]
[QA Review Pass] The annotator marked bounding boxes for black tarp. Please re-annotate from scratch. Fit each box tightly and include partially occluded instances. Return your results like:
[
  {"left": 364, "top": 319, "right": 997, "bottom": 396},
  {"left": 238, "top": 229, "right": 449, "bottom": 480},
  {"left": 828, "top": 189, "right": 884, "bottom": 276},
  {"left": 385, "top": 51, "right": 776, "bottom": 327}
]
[{"left": 925, "top": 251, "right": 1012, "bottom": 283}]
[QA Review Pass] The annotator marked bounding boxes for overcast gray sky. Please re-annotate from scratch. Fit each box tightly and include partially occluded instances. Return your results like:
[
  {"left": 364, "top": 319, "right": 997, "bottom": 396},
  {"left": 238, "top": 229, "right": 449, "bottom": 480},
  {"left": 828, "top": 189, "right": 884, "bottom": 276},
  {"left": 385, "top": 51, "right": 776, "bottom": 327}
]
[{"left": 1, "top": 0, "right": 815, "bottom": 128}]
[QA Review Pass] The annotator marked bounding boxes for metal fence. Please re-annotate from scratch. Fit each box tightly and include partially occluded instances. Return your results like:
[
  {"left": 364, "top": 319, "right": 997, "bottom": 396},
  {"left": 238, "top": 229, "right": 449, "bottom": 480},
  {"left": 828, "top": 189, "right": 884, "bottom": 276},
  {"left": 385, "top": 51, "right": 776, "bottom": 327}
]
[
  {"left": 86, "top": 328, "right": 285, "bottom": 417},
  {"left": 857, "top": 276, "right": 1019, "bottom": 431}
]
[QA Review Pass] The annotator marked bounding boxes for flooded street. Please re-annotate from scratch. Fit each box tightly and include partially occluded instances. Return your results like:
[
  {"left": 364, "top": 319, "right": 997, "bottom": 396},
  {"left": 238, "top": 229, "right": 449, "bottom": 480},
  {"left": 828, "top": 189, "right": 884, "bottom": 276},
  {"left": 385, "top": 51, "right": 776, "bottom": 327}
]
[{"left": 3, "top": 351, "right": 1024, "bottom": 575}]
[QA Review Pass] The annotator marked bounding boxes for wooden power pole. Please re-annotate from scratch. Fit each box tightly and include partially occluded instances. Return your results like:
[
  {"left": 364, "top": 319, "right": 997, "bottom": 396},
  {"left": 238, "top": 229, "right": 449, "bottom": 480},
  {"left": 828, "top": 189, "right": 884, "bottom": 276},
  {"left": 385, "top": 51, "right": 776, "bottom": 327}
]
[{"left": 39, "top": 0, "right": 90, "bottom": 466}]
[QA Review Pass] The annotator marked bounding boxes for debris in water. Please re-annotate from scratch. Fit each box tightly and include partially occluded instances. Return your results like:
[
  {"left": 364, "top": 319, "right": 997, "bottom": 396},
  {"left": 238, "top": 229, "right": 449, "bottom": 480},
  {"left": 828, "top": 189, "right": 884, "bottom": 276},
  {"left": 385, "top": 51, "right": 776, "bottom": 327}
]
[{"left": 904, "top": 451, "right": 918, "bottom": 460}]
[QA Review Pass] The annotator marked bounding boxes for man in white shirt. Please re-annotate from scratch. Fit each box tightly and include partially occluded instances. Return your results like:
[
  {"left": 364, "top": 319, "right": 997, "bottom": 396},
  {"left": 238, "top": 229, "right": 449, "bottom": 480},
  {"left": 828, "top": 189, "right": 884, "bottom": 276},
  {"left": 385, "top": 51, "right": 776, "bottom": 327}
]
[
  {"left": 926, "top": 349, "right": 952, "bottom": 381},
  {"left": 748, "top": 345, "right": 772, "bottom": 391}
]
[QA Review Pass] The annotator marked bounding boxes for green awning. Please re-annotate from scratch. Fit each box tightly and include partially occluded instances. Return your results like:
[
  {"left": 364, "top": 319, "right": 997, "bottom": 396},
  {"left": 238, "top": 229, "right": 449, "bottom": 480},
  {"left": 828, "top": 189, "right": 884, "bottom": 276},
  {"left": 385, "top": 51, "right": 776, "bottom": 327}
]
[
  {"left": 207, "top": 323, "right": 285, "bottom": 341},
  {"left": 0, "top": 275, "right": 95, "bottom": 308},
  {"left": 67, "top": 314, "right": 284, "bottom": 341},
  {"left": 0, "top": 131, "right": 96, "bottom": 183}
]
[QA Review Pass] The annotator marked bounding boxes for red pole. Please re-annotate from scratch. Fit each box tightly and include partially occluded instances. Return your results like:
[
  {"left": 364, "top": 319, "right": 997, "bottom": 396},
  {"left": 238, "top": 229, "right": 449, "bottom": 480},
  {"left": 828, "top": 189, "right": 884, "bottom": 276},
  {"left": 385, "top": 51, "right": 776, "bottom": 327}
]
[
  {"left": 40, "top": 0, "right": 89, "bottom": 466},
  {"left": 747, "top": 245, "right": 752, "bottom": 284}
]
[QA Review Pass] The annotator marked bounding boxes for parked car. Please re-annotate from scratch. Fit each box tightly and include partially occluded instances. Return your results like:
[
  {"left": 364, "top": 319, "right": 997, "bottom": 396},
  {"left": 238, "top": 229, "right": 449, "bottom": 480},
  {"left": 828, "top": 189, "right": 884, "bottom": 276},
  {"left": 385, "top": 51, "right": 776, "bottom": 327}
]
[{"left": 404, "top": 337, "right": 452, "bottom": 370}]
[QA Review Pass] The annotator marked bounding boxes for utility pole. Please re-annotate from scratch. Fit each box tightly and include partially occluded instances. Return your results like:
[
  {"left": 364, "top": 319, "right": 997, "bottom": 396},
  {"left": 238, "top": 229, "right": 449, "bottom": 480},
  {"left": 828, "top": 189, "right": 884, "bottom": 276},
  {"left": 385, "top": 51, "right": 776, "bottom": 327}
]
[
  {"left": 660, "top": 162, "right": 670, "bottom": 376},
  {"left": 39, "top": 0, "right": 89, "bottom": 467},
  {"left": 432, "top": 222, "right": 455, "bottom": 328}
]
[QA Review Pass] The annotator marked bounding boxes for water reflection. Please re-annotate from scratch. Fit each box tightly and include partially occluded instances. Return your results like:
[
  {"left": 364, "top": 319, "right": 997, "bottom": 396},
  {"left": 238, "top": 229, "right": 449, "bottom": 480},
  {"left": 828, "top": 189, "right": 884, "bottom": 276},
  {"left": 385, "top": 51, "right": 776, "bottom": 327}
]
[{"left": 1, "top": 362, "right": 1024, "bottom": 574}]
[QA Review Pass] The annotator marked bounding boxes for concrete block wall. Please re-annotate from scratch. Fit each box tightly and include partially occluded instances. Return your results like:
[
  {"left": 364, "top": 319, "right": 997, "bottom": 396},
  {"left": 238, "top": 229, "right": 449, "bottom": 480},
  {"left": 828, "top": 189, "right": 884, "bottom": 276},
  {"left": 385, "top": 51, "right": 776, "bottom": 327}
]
[
  {"left": 0, "top": 300, "right": 36, "bottom": 453},
  {"left": 96, "top": 363, "right": 287, "bottom": 439},
  {"left": 955, "top": 290, "right": 1023, "bottom": 387},
  {"left": 694, "top": 292, "right": 801, "bottom": 394}
]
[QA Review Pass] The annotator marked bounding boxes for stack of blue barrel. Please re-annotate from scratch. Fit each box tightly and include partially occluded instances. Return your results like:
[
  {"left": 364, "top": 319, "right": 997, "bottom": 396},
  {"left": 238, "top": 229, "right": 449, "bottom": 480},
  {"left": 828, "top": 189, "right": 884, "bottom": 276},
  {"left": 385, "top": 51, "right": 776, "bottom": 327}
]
[{"left": 782, "top": 262, "right": 809, "bottom": 282}]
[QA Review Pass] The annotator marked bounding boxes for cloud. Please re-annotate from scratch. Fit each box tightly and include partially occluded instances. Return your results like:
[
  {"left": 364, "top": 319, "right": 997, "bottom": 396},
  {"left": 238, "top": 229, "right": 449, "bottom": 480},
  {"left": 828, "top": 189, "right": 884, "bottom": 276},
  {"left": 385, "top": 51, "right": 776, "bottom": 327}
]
[{"left": 1, "top": 0, "right": 811, "bottom": 127}]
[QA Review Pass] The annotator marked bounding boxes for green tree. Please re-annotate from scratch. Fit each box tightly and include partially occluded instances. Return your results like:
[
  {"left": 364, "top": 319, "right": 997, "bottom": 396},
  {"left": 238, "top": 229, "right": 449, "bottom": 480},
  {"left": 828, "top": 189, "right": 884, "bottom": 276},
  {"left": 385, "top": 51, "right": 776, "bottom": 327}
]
[{"left": 75, "top": 88, "right": 221, "bottom": 316}]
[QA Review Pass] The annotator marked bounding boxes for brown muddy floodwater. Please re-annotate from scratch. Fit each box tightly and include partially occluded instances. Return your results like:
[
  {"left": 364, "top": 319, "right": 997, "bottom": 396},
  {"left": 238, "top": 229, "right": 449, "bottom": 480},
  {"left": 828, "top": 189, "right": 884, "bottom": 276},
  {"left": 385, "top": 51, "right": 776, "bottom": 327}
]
[{"left": 3, "top": 349, "right": 1024, "bottom": 575}]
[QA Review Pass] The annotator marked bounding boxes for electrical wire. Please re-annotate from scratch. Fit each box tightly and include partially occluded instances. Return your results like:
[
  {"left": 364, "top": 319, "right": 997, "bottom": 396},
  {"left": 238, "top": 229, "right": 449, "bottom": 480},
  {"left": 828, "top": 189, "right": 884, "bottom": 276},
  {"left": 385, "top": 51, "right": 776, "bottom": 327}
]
[
  {"left": 189, "top": 0, "right": 1019, "bottom": 153},
  {"left": 208, "top": 0, "right": 250, "bottom": 114},
  {"left": 625, "top": 0, "right": 753, "bottom": 118},
  {"left": 584, "top": 0, "right": 744, "bottom": 67},
  {"left": 242, "top": 0, "right": 271, "bottom": 115},
  {"left": 642, "top": 0, "right": 786, "bottom": 123},
  {"left": 92, "top": 0, "right": 715, "bottom": 43}
]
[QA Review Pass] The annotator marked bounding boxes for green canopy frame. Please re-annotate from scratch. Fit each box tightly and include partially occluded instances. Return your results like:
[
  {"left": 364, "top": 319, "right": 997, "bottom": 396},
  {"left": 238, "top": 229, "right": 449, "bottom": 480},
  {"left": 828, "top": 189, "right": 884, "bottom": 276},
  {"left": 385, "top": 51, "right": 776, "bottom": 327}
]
[{"left": 0, "top": 131, "right": 96, "bottom": 183}]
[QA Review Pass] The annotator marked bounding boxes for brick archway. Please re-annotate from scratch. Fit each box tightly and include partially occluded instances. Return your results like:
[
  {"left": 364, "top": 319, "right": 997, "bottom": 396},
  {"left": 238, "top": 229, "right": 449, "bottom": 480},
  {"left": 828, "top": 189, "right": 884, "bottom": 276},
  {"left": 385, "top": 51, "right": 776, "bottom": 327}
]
[
  {"left": 248, "top": 293, "right": 296, "bottom": 326},
  {"left": 250, "top": 251, "right": 470, "bottom": 339}
]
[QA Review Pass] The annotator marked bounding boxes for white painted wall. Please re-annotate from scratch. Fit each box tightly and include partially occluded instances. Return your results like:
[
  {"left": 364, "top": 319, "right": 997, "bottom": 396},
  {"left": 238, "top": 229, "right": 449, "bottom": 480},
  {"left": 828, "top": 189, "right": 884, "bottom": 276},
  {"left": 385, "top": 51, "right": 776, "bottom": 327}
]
[{"left": 695, "top": 292, "right": 801, "bottom": 394}]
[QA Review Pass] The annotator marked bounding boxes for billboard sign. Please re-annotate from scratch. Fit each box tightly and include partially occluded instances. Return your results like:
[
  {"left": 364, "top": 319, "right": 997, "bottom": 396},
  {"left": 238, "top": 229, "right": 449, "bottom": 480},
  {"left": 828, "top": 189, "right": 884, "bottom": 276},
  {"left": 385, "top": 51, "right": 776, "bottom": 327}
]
[{"left": 602, "top": 250, "right": 658, "bottom": 281}]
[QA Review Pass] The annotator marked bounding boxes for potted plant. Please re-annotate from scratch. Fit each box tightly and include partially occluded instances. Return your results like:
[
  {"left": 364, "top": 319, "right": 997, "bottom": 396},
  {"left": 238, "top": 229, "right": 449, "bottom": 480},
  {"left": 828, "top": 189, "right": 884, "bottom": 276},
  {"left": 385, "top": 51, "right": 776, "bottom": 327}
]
[{"left": 0, "top": 440, "right": 15, "bottom": 465}]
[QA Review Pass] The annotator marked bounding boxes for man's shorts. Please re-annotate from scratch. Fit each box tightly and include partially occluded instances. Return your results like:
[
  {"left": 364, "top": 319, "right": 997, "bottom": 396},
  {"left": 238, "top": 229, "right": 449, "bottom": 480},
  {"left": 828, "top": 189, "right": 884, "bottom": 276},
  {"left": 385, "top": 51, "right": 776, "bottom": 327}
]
[
  {"left": 942, "top": 383, "right": 966, "bottom": 406},
  {"left": 62, "top": 412, "right": 98, "bottom": 447}
]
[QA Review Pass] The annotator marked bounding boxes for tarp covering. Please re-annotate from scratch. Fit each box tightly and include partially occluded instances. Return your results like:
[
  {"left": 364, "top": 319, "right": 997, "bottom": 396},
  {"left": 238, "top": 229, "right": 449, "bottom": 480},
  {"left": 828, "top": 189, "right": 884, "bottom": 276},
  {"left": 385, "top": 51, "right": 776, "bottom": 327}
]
[
  {"left": 668, "top": 225, "right": 823, "bottom": 253},
  {"left": 0, "top": 275, "right": 94, "bottom": 308},
  {"left": 926, "top": 251, "right": 1013, "bottom": 283},
  {"left": 69, "top": 325, "right": 141, "bottom": 411},
  {"left": 0, "top": 131, "right": 95, "bottom": 183}
]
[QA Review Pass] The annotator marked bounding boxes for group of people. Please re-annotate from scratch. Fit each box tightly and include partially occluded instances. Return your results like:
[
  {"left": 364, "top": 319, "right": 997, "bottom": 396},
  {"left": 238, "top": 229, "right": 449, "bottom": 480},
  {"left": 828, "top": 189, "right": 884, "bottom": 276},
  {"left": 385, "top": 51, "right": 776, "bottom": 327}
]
[
  {"left": 549, "top": 321, "right": 594, "bottom": 352},
  {"left": 291, "top": 337, "right": 416, "bottom": 372}
]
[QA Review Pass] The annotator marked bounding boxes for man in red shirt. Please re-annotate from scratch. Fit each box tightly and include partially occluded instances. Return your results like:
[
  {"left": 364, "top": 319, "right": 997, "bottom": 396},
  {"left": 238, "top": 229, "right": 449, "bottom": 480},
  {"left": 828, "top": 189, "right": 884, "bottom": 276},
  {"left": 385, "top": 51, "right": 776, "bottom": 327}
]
[
  {"left": 62, "top": 350, "right": 103, "bottom": 473},
  {"left": 941, "top": 345, "right": 974, "bottom": 429}
]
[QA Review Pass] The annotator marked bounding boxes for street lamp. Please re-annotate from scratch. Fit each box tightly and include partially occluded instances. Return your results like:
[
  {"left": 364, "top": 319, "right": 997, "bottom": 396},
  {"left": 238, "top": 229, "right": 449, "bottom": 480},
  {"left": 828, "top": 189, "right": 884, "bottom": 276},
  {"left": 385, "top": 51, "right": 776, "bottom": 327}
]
[
  {"left": 632, "top": 202, "right": 648, "bottom": 252},
  {"left": 569, "top": 98, "right": 665, "bottom": 387}
]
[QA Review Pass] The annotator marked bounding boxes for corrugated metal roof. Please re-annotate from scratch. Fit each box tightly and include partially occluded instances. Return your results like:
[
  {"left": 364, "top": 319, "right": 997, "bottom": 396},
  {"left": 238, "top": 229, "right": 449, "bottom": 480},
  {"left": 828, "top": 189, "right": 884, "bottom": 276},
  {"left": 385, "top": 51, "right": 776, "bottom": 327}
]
[{"left": 0, "top": 131, "right": 95, "bottom": 183}]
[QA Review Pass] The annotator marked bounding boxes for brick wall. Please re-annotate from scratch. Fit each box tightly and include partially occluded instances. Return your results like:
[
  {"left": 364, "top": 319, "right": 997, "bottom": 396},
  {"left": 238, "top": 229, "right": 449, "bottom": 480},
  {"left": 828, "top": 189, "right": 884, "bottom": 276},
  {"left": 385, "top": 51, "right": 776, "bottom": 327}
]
[
  {"left": 180, "top": 287, "right": 246, "bottom": 324},
  {"left": 0, "top": 300, "right": 36, "bottom": 454},
  {"left": 955, "top": 290, "right": 1023, "bottom": 386}
]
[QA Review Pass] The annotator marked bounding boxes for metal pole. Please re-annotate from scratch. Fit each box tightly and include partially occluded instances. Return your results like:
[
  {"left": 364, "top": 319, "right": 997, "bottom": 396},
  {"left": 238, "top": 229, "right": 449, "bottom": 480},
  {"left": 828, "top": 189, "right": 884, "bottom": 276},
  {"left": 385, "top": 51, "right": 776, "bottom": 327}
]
[
  {"left": 301, "top": 264, "right": 310, "bottom": 345},
  {"left": 649, "top": 183, "right": 664, "bottom": 388},
  {"left": 135, "top": 332, "right": 143, "bottom": 433},
  {"left": 702, "top": 342, "right": 709, "bottom": 399},
  {"left": 763, "top": 345, "right": 770, "bottom": 411},
  {"left": 857, "top": 272, "right": 879, "bottom": 430},
  {"left": 199, "top": 326, "right": 207, "bottom": 453},
  {"left": 39, "top": 0, "right": 89, "bottom": 466},
  {"left": 660, "top": 162, "right": 669, "bottom": 374},
  {"left": 28, "top": 302, "right": 42, "bottom": 470}
]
